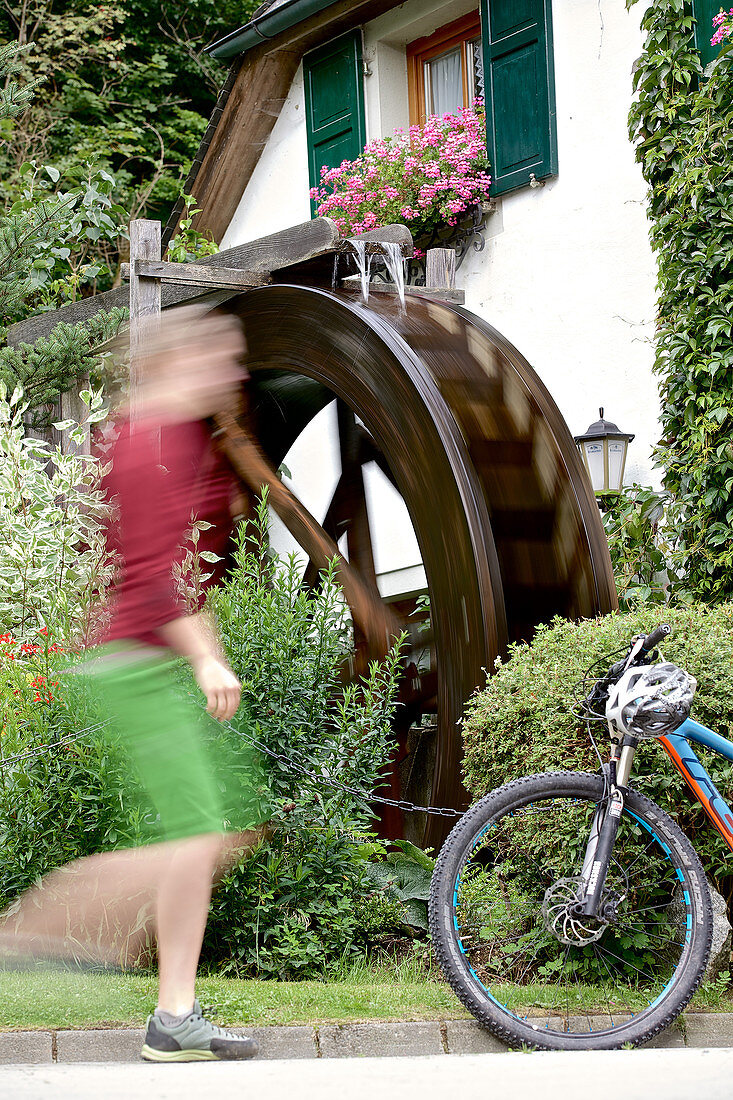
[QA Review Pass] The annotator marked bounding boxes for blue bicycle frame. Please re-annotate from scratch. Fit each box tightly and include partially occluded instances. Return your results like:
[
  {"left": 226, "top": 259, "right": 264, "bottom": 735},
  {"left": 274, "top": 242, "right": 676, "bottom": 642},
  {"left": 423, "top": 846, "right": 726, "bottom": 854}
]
[{"left": 659, "top": 718, "right": 733, "bottom": 851}]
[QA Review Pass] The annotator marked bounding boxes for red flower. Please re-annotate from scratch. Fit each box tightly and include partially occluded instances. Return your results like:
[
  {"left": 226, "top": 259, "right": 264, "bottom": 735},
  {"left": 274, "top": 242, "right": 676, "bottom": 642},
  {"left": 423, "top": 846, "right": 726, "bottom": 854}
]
[{"left": 38, "top": 627, "right": 49, "bottom": 636}]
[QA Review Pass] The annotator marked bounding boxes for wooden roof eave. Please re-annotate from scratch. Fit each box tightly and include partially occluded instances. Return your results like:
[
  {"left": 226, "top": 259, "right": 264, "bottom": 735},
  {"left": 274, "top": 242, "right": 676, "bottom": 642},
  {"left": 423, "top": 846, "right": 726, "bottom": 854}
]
[{"left": 164, "top": 0, "right": 404, "bottom": 249}]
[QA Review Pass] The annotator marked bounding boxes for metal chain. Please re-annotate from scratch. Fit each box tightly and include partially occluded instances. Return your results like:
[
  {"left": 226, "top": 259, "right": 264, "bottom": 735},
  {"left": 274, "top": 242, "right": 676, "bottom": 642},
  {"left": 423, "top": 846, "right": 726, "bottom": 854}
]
[
  {"left": 0, "top": 712, "right": 464, "bottom": 820},
  {"left": 216, "top": 715, "right": 465, "bottom": 820},
  {"left": 0, "top": 723, "right": 107, "bottom": 769}
]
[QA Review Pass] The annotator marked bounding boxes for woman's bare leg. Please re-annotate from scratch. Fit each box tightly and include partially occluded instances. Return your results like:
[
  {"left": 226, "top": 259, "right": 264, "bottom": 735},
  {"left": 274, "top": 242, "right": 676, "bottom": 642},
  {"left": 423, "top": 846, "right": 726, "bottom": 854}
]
[{"left": 155, "top": 827, "right": 268, "bottom": 1014}]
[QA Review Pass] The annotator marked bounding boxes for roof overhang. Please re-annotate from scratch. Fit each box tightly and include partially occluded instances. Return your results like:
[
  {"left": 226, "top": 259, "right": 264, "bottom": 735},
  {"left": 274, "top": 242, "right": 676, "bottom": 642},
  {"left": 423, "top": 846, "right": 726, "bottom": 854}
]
[{"left": 207, "top": 0, "right": 341, "bottom": 61}]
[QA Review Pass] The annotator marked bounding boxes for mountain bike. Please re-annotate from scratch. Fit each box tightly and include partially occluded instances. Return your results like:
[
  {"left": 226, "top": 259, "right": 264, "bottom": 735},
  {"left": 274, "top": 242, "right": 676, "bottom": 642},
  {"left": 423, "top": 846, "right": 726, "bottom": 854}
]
[{"left": 429, "top": 624, "right": 731, "bottom": 1050}]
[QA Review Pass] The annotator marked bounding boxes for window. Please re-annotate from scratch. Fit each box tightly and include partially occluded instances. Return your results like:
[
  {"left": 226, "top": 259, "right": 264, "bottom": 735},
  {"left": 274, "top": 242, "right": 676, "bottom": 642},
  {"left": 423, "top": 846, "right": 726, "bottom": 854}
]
[
  {"left": 407, "top": 13, "right": 484, "bottom": 127},
  {"left": 304, "top": 31, "right": 366, "bottom": 209},
  {"left": 481, "top": 0, "right": 558, "bottom": 195}
]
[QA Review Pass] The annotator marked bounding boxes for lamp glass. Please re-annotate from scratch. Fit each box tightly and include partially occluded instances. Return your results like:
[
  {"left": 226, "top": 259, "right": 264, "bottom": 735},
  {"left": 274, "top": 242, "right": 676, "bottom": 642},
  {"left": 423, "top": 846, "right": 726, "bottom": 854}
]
[
  {"left": 583, "top": 440, "right": 606, "bottom": 492},
  {"left": 608, "top": 440, "right": 627, "bottom": 492}
]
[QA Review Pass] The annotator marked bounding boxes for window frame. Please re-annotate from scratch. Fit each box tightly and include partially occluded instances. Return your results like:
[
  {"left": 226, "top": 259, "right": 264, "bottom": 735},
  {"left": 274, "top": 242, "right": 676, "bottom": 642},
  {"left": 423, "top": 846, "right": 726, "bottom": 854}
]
[{"left": 407, "top": 11, "right": 483, "bottom": 127}]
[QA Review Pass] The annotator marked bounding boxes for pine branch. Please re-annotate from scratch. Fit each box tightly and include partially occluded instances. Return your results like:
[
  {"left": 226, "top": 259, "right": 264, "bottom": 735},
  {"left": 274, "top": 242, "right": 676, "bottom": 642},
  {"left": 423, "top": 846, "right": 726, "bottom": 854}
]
[{"left": 0, "top": 308, "right": 128, "bottom": 425}]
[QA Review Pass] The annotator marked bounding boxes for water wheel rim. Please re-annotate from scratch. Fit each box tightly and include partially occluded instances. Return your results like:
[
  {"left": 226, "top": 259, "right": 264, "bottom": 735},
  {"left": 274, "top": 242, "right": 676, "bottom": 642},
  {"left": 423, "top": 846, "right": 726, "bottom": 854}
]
[{"left": 226, "top": 284, "right": 507, "bottom": 844}]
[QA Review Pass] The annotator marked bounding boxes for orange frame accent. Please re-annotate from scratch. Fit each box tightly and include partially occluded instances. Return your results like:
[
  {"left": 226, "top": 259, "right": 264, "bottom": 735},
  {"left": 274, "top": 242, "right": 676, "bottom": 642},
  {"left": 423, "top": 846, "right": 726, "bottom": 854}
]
[
  {"left": 658, "top": 734, "right": 733, "bottom": 852},
  {"left": 407, "top": 10, "right": 482, "bottom": 127}
]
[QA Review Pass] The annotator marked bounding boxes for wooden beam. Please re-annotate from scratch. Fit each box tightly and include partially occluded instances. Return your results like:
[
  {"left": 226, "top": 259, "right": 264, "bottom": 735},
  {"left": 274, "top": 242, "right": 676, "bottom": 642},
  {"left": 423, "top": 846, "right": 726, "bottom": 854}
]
[
  {"left": 123, "top": 260, "right": 270, "bottom": 290},
  {"left": 185, "top": 0, "right": 404, "bottom": 244},
  {"left": 187, "top": 49, "right": 300, "bottom": 245},
  {"left": 368, "top": 284, "right": 465, "bottom": 305},
  {"left": 426, "top": 248, "right": 457, "bottom": 290},
  {"left": 6, "top": 217, "right": 341, "bottom": 346}
]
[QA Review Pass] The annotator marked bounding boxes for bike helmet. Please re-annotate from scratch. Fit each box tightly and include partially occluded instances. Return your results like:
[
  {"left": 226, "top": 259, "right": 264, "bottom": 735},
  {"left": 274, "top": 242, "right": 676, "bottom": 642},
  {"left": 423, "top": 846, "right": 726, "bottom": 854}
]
[{"left": 605, "top": 663, "right": 696, "bottom": 739}]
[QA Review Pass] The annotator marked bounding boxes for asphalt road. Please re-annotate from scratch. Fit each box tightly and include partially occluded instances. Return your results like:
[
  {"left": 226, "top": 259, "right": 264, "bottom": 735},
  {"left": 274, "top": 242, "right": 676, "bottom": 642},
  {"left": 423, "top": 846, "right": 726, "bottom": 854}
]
[{"left": 2, "top": 1048, "right": 732, "bottom": 1100}]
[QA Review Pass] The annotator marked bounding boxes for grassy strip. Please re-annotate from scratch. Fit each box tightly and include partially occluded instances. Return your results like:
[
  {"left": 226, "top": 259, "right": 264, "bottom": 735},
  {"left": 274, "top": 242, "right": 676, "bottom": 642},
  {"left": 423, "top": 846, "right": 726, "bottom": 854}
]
[
  {"left": 0, "top": 958, "right": 469, "bottom": 1031},
  {"left": 2, "top": 958, "right": 732, "bottom": 1031}
]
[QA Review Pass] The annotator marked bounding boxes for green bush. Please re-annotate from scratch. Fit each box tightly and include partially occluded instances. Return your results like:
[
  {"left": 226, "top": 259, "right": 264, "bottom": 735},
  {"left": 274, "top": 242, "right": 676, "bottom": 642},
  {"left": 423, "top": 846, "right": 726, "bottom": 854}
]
[
  {"left": 0, "top": 636, "right": 152, "bottom": 908},
  {"left": 462, "top": 604, "right": 733, "bottom": 908},
  {"left": 202, "top": 498, "right": 409, "bottom": 977}
]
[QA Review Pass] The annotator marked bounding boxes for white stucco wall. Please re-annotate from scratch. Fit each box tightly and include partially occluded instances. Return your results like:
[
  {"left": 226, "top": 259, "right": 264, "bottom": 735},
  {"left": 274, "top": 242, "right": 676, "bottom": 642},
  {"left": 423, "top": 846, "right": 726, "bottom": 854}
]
[
  {"left": 458, "top": 1, "right": 658, "bottom": 487},
  {"left": 221, "top": 0, "right": 660, "bottom": 577},
  {"left": 221, "top": 67, "right": 311, "bottom": 249}
]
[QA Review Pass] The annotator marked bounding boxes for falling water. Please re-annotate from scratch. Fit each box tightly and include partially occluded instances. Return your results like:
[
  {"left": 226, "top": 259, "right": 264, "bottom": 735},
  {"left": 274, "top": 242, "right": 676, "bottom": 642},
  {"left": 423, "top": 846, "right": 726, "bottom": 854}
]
[
  {"left": 381, "top": 241, "right": 406, "bottom": 311},
  {"left": 346, "top": 239, "right": 405, "bottom": 309},
  {"left": 348, "top": 239, "right": 373, "bottom": 302}
]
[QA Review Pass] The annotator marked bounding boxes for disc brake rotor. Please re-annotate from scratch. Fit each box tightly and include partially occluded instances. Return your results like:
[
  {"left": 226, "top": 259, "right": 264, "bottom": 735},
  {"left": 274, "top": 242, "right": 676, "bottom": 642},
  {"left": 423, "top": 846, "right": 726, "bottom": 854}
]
[{"left": 542, "top": 876, "right": 610, "bottom": 946}]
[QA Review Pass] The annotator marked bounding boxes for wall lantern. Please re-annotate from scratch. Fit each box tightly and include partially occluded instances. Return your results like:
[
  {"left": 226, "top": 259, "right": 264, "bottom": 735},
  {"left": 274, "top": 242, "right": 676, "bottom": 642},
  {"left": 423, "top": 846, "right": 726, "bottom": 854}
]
[{"left": 574, "top": 408, "right": 634, "bottom": 495}]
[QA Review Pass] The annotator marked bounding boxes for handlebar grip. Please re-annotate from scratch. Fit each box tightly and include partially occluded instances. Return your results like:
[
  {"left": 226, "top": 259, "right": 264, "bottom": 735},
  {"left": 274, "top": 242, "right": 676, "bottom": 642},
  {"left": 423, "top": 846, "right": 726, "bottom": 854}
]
[{"left": 642, "top": 624, "right": 671, "bottom": 653}]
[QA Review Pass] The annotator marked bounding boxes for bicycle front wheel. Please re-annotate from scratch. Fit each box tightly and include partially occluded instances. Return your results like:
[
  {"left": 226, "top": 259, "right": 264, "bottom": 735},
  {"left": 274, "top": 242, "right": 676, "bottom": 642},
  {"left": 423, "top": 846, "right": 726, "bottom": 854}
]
[{"left": 429, "top": 771, "right": 712, "bottom": 1050}]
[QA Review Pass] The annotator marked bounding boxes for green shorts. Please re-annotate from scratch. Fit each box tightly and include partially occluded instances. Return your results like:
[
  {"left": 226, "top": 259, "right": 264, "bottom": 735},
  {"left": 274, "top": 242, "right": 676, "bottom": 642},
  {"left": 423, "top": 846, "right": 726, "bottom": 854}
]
[{"left": 74, "top": 644, "right": 270, "bottom": 843}]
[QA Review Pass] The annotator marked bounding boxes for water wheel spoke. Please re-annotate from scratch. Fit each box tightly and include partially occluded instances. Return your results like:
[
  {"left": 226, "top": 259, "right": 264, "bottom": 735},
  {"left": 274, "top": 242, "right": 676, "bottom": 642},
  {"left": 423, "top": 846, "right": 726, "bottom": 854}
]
[{"left": 215, "top": 409, "right": 399, "bottom": 654}]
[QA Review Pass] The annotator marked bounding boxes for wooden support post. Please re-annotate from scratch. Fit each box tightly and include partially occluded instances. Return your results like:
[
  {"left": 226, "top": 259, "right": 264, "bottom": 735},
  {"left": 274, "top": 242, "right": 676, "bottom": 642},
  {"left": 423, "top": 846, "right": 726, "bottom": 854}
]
[
  {"left": 129, "top": 220, "right": 162, "bottom": 411},
  {"left": 426, "top": 248, "right": 456, "bottom": 290}
]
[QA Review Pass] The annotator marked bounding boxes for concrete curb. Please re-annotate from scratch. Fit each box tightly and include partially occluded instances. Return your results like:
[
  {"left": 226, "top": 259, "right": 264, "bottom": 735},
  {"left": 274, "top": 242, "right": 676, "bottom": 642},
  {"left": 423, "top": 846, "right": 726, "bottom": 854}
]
[{"left": 1, "top": 1014, "right": 732, "bottom": 1063}]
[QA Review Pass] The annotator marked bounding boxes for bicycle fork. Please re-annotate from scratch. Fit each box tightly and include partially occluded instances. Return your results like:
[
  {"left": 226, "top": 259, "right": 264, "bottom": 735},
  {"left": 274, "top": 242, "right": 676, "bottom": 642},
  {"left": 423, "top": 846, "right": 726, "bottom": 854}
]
[{"left": 577, "top": 738, "right": 638, "bottom": 919}]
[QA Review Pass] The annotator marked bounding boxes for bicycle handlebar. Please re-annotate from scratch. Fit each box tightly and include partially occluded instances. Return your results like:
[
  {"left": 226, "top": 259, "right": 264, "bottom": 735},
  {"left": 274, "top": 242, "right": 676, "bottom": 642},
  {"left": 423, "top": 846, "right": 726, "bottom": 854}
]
[
  {"left": 578, "top": 624, "right": 672, "bottom": 720},
  {"left": 640, "top": 624, "right": 671, "bottom": 654}
]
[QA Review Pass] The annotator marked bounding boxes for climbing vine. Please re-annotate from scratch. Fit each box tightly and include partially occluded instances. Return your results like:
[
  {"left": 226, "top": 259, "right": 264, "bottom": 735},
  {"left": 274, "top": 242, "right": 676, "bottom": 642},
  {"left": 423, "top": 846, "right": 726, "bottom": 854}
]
[{"left": 629, "top": 1, "right": 733, "bottom": 601}]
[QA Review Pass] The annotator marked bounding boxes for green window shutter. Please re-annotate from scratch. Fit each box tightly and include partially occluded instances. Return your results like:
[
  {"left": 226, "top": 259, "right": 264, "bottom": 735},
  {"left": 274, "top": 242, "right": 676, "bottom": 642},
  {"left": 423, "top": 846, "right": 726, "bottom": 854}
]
[
  {"left": 304, "top": 31, "right": 366, "bottom": 208},
  {"left": 693, "top": 0, "right": 723, "bottom": 71},
  {"left": 480, "top": 0, "right": 558, "bottom": 196}
]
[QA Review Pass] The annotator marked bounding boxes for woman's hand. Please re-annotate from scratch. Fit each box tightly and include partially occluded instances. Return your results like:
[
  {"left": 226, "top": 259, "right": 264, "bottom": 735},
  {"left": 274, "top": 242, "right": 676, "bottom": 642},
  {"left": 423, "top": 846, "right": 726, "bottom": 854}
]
[{"left": 191, "top": 654, "right": 242, "bottom": 721}]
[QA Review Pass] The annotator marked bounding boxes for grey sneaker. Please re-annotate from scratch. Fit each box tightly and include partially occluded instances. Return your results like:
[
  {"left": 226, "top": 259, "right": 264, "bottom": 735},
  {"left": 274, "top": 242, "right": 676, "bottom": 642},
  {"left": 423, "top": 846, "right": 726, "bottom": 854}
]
[{"left": 141, "top": 999, "right": 258, "bottom": 1062}]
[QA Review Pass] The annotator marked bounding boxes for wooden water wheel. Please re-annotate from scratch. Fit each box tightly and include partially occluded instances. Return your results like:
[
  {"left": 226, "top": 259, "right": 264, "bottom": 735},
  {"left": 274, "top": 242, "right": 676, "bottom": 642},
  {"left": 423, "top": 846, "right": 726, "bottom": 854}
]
[
  {"left": 5, "top": 217, "right": 615, "bottom": 849},
  {"left": 218, "top": 284, "right": 616, "bottom": 850}
]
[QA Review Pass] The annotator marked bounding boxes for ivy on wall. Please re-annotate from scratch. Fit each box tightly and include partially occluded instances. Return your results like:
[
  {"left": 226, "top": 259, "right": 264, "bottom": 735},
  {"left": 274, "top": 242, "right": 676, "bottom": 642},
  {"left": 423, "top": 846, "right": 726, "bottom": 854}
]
[{"left": 628, "top": 0, "right": 733, "bottom": 601}]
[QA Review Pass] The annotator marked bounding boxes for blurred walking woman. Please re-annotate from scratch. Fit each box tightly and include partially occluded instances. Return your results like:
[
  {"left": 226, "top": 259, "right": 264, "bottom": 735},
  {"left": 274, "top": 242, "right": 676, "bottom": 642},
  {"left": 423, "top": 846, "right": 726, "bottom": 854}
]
[{"left": 2, "top": 307, "right": 268, "bottom": 1062}]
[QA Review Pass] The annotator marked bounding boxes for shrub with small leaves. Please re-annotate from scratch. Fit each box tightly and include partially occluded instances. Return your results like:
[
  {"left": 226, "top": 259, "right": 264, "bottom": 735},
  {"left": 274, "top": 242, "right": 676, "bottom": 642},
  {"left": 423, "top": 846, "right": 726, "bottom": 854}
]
[{"left": 202, "top": 497, "right": 409, "bottom": 976}]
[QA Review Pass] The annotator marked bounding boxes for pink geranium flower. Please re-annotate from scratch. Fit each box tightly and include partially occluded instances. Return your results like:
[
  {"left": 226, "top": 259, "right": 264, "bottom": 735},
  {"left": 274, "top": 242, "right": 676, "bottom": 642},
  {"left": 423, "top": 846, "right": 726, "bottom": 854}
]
[
  {"left": 310, "top": 105, "right": 491, "bottom": 242},
  {"left": 711, "top": 8, "right": 733, "bottom": 47}
]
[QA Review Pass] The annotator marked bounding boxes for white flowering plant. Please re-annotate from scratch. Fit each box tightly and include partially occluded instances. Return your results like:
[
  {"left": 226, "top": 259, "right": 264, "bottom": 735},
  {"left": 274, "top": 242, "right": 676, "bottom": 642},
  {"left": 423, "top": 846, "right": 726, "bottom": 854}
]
[{"left": 0, "top": 384, "right": 113, "bottom": 643}]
